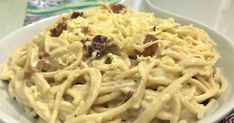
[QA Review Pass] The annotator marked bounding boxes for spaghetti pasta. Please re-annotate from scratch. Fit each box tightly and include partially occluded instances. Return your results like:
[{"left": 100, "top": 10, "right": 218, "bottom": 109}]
[{"left": 0, "top": 4, "right": 228, "bottom": 123}]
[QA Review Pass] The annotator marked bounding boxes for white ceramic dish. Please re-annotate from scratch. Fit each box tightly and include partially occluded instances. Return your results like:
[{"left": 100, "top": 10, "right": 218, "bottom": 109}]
[{"left": 1, "top": 3, "right": 234, "bottom": 123}]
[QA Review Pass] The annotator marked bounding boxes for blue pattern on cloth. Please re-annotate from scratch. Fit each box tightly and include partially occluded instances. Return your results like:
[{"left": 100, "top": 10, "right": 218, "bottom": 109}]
[
  {"left": 220, "top": 112, "right": 234, "bottom": 123},
  {"left": 28, "top": 0, "right": 85, "bottom": 10},
  {"left": 25, "top": 0, "right": 120, "bottom": 25}
]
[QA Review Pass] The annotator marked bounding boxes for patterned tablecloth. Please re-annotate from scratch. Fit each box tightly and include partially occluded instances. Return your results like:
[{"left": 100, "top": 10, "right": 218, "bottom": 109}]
[
  {"left": 10, "top": 0, "right": 234, "bottom": 123},
  {"left": 25, "top": 0, "right": 120, "bottom": 25},
  {"left": 220, "top": 111, "right": 234, "bottom": 123}
]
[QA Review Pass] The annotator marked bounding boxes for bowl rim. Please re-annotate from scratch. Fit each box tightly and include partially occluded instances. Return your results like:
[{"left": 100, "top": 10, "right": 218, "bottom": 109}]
[{"left": 0, "top": 4, "right": 234, "bottom": 122}]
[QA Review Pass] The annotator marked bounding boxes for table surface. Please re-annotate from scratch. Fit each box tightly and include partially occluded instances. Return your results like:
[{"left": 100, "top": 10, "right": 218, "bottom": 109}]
[{"left": 0, "top": 0, "right": 27, "bottom": 38}]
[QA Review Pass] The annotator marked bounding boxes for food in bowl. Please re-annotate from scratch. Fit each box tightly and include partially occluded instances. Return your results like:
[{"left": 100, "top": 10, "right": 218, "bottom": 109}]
[{"left": 0, "top": 4, "right": 228, "bottom": 123}]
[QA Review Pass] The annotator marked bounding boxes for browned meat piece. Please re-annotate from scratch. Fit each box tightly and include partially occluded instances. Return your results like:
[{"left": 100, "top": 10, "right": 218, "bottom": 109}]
[
  {"left": 50, "top": 22, "right": 67, "bottom": 37},
  {"left": 141, "top": 34, "right": 158, "bottom": 57},
  {"left": 71, "top": 12, "right": 84, "bottom": 19},
  {"left": 88, "top": 35, "right": 116, "bottom": 58},
  {"left": 144, "top": 34, "right": 157, "bottom": 43},
  {"left": 36, "top": 58, "right": 51, "bottom": 72},
  {"left": 130, "top": 34, "right": 158, "bottom": 58},
  {"left": 110, "top": 4, "right": 126, "bottom": 14}
]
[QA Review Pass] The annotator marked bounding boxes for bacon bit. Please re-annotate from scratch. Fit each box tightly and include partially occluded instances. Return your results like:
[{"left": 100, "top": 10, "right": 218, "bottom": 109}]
[
  {"left": 24, "top": 67, "right": 39, "bottom": 79},
  {"left": 130, "top": 34, "right": 158, "bottom": 58},
  {"left": 50, "top": 22, "right": 67, "bottom": 37},
  {"left": 144, "top": 34, "right": 157, "bottom": 43},
  {"left": 124, "top": 91, "right": 134, "bottom": 102},
  {"left": 110, "top": 4, "right": 126, "bottom": 14},
  {"left": 140, "top": 34, "right": 158, "bottom": 57},
  {"left": 141, "top": 34, "right": 158, "bottom": 56},
  {"left": 88, "top": 35, "right": 116, "bottom": 58},
  {"left": 71, "top": 11, "right": 84, "bottom": 19},
  {"left": 36, "top": 58, "right": 51, "bottom": 72},
  {"left": 81, "top": 26, "right": 90, "bottom": 35}
]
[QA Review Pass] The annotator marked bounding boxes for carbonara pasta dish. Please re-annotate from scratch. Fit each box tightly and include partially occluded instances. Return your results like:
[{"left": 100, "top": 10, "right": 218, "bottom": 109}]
[{"left": 0, "top": 4, "right": 228, "bottom": 123}]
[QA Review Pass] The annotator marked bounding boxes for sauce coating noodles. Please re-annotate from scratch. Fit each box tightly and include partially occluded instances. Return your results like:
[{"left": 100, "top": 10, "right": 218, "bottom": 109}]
[{"left": 0, "top": 4, "right": 228, "bottom": 123}]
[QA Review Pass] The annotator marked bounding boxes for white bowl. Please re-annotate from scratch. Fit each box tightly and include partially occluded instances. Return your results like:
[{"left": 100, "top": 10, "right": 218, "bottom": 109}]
[{"left": 0, "top": 7, "right": 234, "bottom": 123}]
